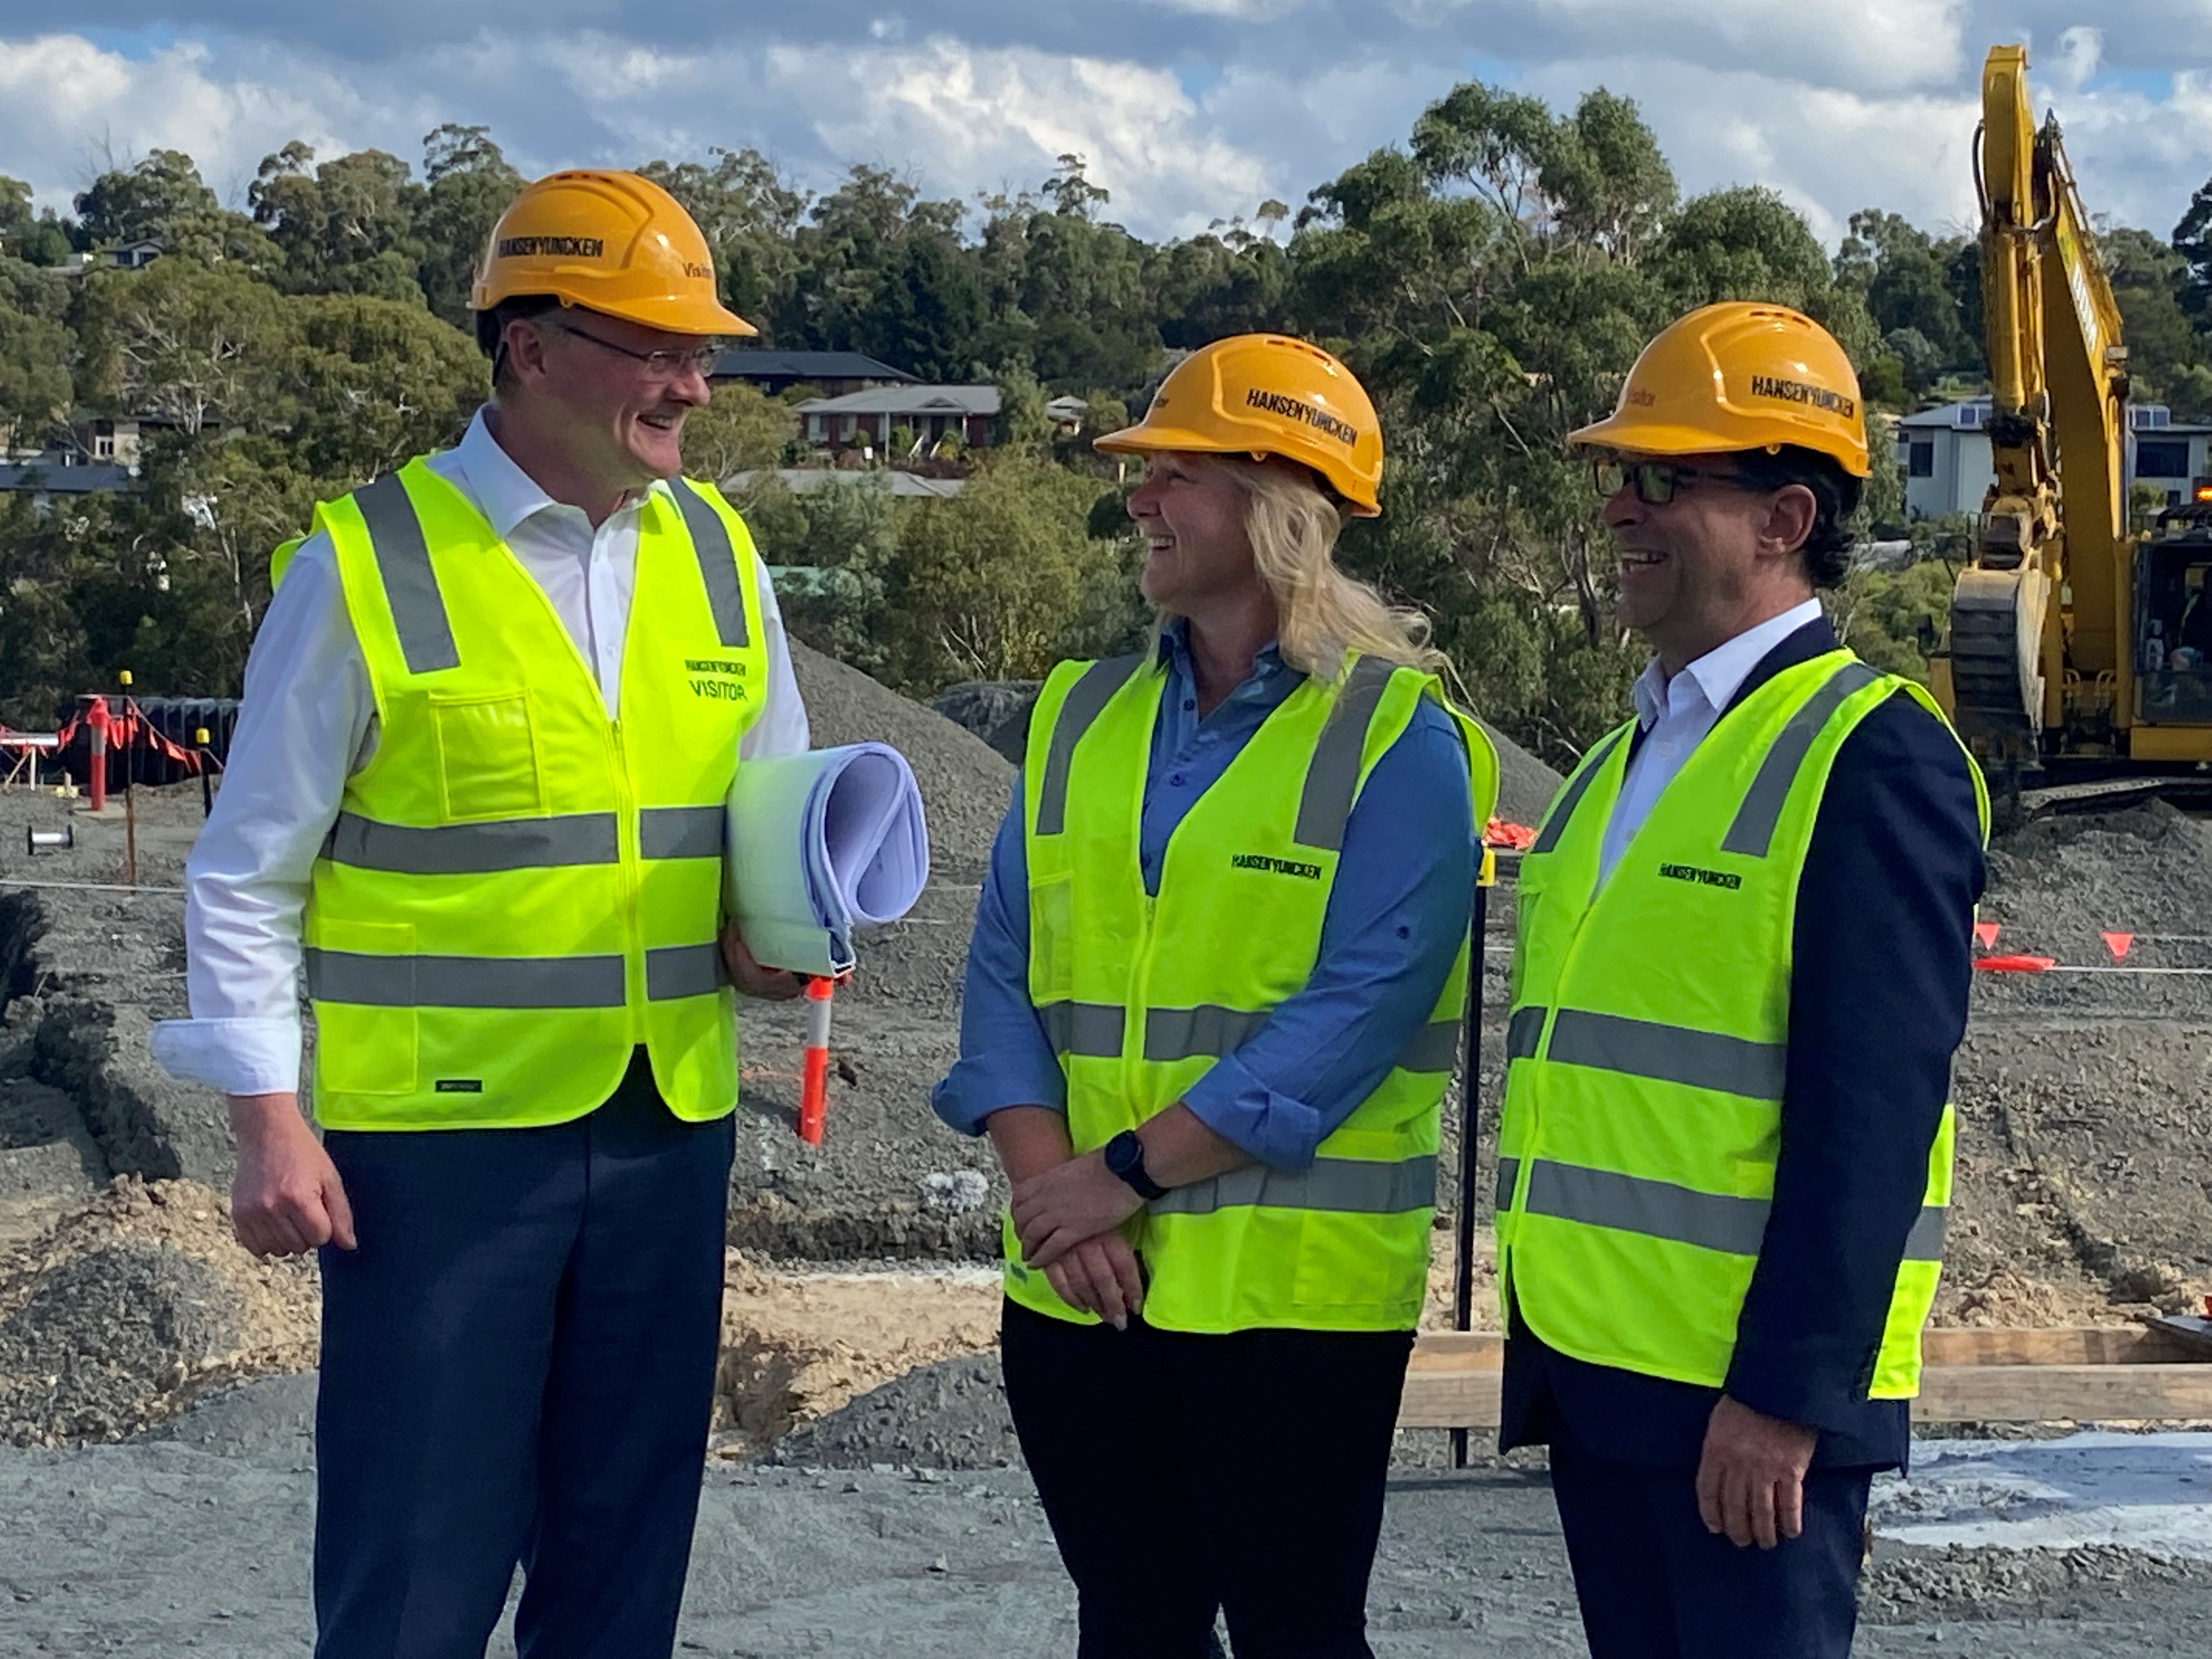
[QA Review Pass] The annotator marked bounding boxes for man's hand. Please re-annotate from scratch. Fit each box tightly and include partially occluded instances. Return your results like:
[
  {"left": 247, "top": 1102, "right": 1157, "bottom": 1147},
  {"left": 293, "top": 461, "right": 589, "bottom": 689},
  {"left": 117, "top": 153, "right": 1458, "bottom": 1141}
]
[
  {"left": 230, "top": 1093, "right": 357, "bottom": 1259},
  {"left": 720, "top": 923, "right": 802, "bottom": 1000},
  {"left": 1043, "top": 1233, "right": 1147, "bottom": 1330},
  {"left": 1696, "top": 1394, "right": 1819, "bottom": 1549},
  {"left": 1010, "top": 1150, "right": 1146, "bottom": 1271}
]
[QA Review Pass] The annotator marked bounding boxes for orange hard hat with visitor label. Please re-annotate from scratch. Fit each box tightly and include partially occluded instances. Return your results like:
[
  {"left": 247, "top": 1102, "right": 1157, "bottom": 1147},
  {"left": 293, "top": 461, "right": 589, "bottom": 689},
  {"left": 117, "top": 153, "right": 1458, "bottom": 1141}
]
[{"left": 472, "top": 170, "right": 756, "bottom": 338}]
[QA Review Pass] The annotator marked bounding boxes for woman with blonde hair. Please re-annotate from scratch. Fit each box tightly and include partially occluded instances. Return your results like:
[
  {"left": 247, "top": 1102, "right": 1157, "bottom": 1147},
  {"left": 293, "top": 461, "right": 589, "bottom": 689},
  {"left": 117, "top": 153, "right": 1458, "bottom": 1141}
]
[{"left": 932, "top": 334, "right": 1498, "bottom": 1658}]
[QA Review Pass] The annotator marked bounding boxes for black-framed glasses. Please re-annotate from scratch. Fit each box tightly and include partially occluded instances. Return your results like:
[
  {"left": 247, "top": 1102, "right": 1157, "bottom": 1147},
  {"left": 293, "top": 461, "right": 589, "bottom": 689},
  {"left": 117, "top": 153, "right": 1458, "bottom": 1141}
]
[
  {"left": 1592, "top": 459, "right": 1763, "bottom": 506},
  {"left": 542, "top": 320, "right": 723, "bottom": 379}
]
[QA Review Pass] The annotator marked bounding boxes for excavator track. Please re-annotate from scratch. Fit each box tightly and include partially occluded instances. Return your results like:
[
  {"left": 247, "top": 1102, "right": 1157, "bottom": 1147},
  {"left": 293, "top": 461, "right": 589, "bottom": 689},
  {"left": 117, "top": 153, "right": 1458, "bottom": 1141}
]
[{"left": 1946, "top": 566, "right": 2047, "bottom": 754}]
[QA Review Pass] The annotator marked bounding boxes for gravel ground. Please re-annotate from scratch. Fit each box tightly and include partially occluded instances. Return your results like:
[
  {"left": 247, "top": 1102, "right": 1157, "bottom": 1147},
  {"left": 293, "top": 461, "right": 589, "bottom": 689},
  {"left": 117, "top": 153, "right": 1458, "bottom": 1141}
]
[{"left": 1, "top": 1374, "right": 2207, "bottom": 1657}]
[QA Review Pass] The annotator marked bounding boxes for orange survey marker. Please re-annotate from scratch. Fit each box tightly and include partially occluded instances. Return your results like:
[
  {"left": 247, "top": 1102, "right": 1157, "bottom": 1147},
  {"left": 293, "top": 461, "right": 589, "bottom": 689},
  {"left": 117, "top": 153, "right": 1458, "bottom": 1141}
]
[{"left": 797, "top": 974, "right": 847, "bottom": 1146}]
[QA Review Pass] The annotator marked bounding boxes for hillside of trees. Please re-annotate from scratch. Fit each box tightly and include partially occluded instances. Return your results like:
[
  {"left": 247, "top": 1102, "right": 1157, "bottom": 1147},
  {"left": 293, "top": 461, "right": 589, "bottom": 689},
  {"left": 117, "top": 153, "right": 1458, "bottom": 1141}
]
[{"left": 6, "top": 92, "right": 2212, "bottom": 765}]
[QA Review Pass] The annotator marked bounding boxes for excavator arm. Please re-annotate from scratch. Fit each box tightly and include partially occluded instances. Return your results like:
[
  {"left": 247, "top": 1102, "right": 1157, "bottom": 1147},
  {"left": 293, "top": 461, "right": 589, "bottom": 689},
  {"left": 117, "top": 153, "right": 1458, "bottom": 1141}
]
[{"left": 1944, "top": 44, "right": 2133, "bottom": 772}]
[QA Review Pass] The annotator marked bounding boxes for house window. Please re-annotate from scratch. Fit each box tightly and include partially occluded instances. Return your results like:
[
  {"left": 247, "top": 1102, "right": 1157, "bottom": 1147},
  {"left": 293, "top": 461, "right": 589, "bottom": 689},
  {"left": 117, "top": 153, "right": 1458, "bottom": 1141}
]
[
  {"left": 1908, "top": 442, "right": 1934, "bottom": 478},
  {"left": 93, "top": 435, "right": 115, "bottom": 458},
  {"left": 2137, "top": 439, "right": 2191, "bottom": 479}
]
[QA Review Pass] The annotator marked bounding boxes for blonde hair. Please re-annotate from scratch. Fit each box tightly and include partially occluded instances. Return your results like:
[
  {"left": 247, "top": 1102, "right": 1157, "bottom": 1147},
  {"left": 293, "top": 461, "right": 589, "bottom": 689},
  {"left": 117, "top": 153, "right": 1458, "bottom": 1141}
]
[{"left": 1183, "top": 455, "right": 1449, "bottom": 683}]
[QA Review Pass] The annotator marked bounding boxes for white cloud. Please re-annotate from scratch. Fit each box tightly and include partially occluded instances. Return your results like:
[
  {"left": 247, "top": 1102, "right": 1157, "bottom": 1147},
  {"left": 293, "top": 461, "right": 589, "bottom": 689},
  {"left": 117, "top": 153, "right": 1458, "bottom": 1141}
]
[
  {"left": 1515, "top": 56, "right": 1981, "bottom": 244},
  {"left": 3, "top": 9, "right": 2211, "bottom": 254}
]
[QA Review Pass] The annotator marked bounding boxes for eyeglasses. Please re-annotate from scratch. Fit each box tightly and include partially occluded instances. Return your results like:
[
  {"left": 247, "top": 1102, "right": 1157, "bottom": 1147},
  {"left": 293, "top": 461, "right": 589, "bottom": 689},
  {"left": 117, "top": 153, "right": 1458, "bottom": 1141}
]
[
  {"left": 1592, "top": 459, "right": 1764, "bottom": 506},
  {"left": 542, "top": 320, "right": 723, "bottom": 379}
]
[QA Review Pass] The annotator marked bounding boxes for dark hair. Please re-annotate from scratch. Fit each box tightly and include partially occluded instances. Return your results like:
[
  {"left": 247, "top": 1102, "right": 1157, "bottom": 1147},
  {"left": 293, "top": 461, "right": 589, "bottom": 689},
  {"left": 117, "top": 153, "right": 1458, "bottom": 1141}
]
[
  {"left": 476, "top": 295, "right": 563, "bottom": 390},
  {"left": 1730, "top": 444, "right": 1861, "bottom": 589}
]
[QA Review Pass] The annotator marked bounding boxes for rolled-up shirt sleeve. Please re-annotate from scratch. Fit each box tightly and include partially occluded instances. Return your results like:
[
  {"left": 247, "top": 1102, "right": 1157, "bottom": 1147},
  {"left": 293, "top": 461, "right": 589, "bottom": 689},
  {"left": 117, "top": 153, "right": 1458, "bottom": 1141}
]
[
  {"left": 149, "top": 536, "right": 370, "bottom": 1097},
  {"left": 929, "top": 774, "right": 1068, "bottom": 1133},
  {"left": 1181, "top": 703, "right": 1477, "bottom": 1171}
]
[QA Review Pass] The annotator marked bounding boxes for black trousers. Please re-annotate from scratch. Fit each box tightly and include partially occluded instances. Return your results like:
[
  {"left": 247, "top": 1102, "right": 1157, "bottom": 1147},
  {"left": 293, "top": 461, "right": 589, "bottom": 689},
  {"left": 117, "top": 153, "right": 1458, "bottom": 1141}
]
[
  {"left": 1548, "top": 1426, "right": 1873, "bottom": 1659},
  {"left": 999, "top": 1297, "right": 1414, "bottom": 1659},
  {"left": 313, "top": 1052, "right": 736, "bottom": 1659}
]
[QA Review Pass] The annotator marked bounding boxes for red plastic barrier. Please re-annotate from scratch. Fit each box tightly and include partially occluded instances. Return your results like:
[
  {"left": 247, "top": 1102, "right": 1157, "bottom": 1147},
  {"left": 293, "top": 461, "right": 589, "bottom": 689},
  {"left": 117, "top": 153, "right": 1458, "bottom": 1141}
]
[{"left": 1973, "top": 953, "right": 2057, "bottom": 973}]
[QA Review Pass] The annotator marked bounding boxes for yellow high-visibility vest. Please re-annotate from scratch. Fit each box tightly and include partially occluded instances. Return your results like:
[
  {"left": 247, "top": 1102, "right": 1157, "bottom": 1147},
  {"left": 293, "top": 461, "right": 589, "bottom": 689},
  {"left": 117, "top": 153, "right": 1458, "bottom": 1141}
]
[
  {"left": 301, "top": 459, "right": 768, "bottom": 1128},
  {"left": 1012, "top": 648, "right": 1500, "bottom": 1333},
  {"left": 1498, "top": 652, "right": 1988, "bottom": 1397}
]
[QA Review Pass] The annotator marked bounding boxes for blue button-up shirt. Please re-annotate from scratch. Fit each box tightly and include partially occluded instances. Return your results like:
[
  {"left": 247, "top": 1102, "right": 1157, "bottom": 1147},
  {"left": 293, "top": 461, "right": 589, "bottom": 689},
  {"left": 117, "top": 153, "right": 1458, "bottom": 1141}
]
[{"left": 930, "top": 624, "right": 1477, "bottom": 1171}]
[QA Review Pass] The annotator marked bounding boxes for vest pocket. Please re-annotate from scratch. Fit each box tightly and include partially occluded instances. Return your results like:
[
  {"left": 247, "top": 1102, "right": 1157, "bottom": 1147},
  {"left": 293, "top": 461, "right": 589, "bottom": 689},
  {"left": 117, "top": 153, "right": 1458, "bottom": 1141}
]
[
  {"left": 312, "top": 918, "right": 417, "bottom": 1098},
  {"left": 1027, "top": 869, "right": 1076, "bottom": 1006},
  {"left": 431, "top": 690, "right": 544, "bottom": 821}
]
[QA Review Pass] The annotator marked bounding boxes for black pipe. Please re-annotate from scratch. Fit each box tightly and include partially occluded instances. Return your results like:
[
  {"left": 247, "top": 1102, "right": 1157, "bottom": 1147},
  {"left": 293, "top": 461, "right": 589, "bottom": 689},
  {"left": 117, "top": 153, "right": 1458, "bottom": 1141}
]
[{"left": 1450, "top": 848, "right": 1496, "bottom": 1470}]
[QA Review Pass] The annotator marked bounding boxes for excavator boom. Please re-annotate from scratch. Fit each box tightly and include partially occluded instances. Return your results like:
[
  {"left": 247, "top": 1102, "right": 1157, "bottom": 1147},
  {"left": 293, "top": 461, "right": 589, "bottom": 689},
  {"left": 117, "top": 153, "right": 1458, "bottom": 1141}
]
[{"left": 1942, "top": 44, "right": 2135, "bottom": 777}]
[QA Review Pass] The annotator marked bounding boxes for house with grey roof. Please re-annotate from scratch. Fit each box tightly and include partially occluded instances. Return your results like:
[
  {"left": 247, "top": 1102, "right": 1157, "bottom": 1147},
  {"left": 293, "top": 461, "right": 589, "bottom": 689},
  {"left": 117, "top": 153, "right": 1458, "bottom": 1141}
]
[
  {"left": 710, "top": 349, "right": 916, "bottom": 398},
  {"left": 795, "top": 386, "right": 1003, "bottom": 452}
]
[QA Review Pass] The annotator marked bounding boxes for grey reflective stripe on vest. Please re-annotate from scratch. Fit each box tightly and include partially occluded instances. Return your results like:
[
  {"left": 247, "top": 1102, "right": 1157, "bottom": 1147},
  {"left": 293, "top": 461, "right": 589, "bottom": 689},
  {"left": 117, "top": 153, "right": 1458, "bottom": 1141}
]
[
  {"left": 1545, "top": 1008, "right": 1786, "bottom": 1100},
  {"left": 1038, "top": 1000, "right": 1125, "bottom": 1058},
  {"left": 1034, "top": 652, "right": 1145, "bottom": 836},
  {"left": 323, "top": 811, "right": 619, "bottom": 873},
  {"left": 645, "top": 943, "right": 726, "bottom": 1000},
  {"left": 1506, "top": 1005, "right": 1547, "bottom": 1062},
  {"left": 1137, "top": 1005, "right": 1459, "bottom": 1071},
  {"left": 1494, "top": 1155, "right": 1521, "bottom": 1211},
  {"left": 1517, "top": 1156, "right": 1948, "bottom": 1263},
  {"left": 1293, "top": 655, "right": 1396, "bottom": 851},
  {"left": 671, "top": 481, "right": 752, "bottom": 649},
  {"left": 1398, "top": 1019, "right": 1462, "bottom": 1074},
  {"left": 355, "top": 473, "right": 460, "bottom": 674},
  {"left": 1144, "top": 1003, "right": 1263, "bottom": 1063},
  {"left": 1525, "top": 1159, "right": 1771, "bottom": 1255},
  {"left": 1532, "top": 726, "right": 1629, "bottom": 855},
  {"left": 1902, "top": 1205, "right": 1948, "bottom": 1262},
  {"left": 1720, "top": 661, "right": 1881, "bottom": 857},
  {"left": 1152, "top": 1153, "right": 1437, "bottom": 1217},
  {"left": 304, "top": 948, "right": 625, "bottom": 1008},
  {"left": 639, "top": 805, "right": 725, "bottom": 860}
]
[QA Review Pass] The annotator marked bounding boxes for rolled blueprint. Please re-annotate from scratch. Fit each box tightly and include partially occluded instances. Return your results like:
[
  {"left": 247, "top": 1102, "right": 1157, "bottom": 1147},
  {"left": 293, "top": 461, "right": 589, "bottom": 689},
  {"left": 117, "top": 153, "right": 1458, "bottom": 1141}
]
[{"left": 722, "top": 743, "right": 930, "bottom": 975}]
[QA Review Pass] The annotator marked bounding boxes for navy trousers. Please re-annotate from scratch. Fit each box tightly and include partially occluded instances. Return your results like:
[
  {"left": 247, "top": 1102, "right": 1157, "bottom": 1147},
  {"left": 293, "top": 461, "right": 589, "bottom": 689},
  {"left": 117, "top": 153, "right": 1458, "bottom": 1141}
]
[
  {"left": 313, "top": 1052, "right": 736, "bottom": 1659},
  {"left": 1547, "top": 1427, "right": 1872, "bottom": 1659}
]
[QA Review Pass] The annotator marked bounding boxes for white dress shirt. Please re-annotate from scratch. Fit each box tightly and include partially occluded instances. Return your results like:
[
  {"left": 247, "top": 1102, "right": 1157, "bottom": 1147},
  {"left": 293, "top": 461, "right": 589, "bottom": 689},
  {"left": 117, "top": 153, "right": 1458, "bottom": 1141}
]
[
  {"left": 1596, "top": 598, "right": 1826, "bottom": 884},
  {"left": 153, "top": 409, "right": 811, "bottom": 1096}
]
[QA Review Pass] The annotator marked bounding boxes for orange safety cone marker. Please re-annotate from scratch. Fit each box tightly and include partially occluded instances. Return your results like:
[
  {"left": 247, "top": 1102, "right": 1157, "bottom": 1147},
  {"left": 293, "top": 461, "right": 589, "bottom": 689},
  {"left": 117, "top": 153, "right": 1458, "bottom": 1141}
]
[
  {"left": 796, "top": 974, "right": 845, "bottom": 1146},
  {"left": 2102, "top": 932, "right": 2134, "bottom": 962},
  {"left": 1974, "top": 920, "right": 2001, "bottom": 950}
]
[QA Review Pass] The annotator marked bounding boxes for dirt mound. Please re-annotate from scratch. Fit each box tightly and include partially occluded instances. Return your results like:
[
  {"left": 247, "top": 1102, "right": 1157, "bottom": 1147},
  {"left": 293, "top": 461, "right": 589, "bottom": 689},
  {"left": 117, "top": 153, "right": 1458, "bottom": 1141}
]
[
  {"left": 1938, "top": 802, "right": 2212, "bottom": 1323},
  {"left": 1479, "top": 719, "right": 1561, "bottom": 829},
  {"left": 765, "top": 1352, "right": 1019, "bottom": 1471},
  {"left": 788, "top": 641, "right": 1012, "bottom": 882},
  {"left": 0, "top": 1178, "right": 318, "bottom": 1447},
  {"left": 712, "top": 1258, "right": 998, "bottom": 1455}
]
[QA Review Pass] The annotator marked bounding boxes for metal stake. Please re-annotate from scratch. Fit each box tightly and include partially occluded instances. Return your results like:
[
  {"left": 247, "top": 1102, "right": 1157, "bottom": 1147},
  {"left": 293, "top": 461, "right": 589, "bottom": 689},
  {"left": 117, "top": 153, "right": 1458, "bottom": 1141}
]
[{"left": 1451, "top": 844, "right": 1497, "bottom": 1470}]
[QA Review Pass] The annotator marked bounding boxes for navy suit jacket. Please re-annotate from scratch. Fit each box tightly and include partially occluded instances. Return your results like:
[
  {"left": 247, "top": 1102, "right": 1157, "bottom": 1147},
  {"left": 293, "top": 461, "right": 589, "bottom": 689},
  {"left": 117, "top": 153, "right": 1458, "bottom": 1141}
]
[{"left": 1499, "top": 618, "right": 1987, "bottom": 1471}]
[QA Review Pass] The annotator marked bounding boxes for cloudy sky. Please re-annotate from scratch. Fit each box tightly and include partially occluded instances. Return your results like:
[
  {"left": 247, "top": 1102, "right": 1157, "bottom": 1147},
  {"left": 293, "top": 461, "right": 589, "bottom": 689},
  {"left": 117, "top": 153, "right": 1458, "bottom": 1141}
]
[{"left": 1, "top": 2, "right": 2208, "bottom": 249}]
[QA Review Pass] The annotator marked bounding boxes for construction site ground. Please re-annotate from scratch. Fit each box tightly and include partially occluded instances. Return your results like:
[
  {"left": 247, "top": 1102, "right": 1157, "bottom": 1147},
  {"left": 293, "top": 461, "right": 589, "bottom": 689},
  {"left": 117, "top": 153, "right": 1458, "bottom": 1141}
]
[{"left": 3, "top": 645, "right": 2211, "bottom": 1652}]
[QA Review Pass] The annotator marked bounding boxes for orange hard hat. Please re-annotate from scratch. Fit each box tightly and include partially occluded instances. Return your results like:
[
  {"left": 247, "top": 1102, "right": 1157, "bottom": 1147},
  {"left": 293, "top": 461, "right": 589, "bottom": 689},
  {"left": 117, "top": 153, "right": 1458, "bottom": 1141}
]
[
  {"left": 1568, "top": 301, "right": 1870, "bottom": 477},
  {"left": 472, "top": 170, "right": 755, "bottom": 338},
  {"left": 1097, "top": 334, "right": 1384, "bottom": 515}
]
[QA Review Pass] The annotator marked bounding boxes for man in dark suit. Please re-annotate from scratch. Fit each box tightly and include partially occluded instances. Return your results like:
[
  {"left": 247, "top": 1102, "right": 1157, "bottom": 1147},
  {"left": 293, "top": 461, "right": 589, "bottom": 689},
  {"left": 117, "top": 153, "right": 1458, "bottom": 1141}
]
[{"left": 1496, "top": 302, "right": 1987, "bottom": 1658}]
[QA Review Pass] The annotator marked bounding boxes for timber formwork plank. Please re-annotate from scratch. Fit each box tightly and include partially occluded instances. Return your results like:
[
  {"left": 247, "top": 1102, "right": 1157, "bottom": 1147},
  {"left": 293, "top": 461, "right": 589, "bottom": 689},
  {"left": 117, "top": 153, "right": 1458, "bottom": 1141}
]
[{"left": 1398, "top": 1328, "right": 2212, "bottom": 1430}]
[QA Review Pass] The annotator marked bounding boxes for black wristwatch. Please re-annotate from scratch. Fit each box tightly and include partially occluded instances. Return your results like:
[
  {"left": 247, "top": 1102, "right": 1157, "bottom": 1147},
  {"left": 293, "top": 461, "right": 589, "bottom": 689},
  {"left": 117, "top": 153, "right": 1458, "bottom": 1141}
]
[{"left": 1103, "top": 1130, "right": 1167, "bottom": 1201}]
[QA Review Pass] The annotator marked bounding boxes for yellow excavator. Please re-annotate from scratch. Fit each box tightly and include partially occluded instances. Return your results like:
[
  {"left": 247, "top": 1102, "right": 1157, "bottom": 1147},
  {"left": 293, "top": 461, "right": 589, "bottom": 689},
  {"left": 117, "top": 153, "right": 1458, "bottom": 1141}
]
[{"left": 1935, "top": 44, "right": 2212, "bottom": 793}]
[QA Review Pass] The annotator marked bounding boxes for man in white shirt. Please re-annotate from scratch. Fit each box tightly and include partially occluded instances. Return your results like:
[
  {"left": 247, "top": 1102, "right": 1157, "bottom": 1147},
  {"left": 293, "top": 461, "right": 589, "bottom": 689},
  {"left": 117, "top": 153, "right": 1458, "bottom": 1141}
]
[{"left": 153, "top": 171, "right": 808, "bottom": 1659}]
